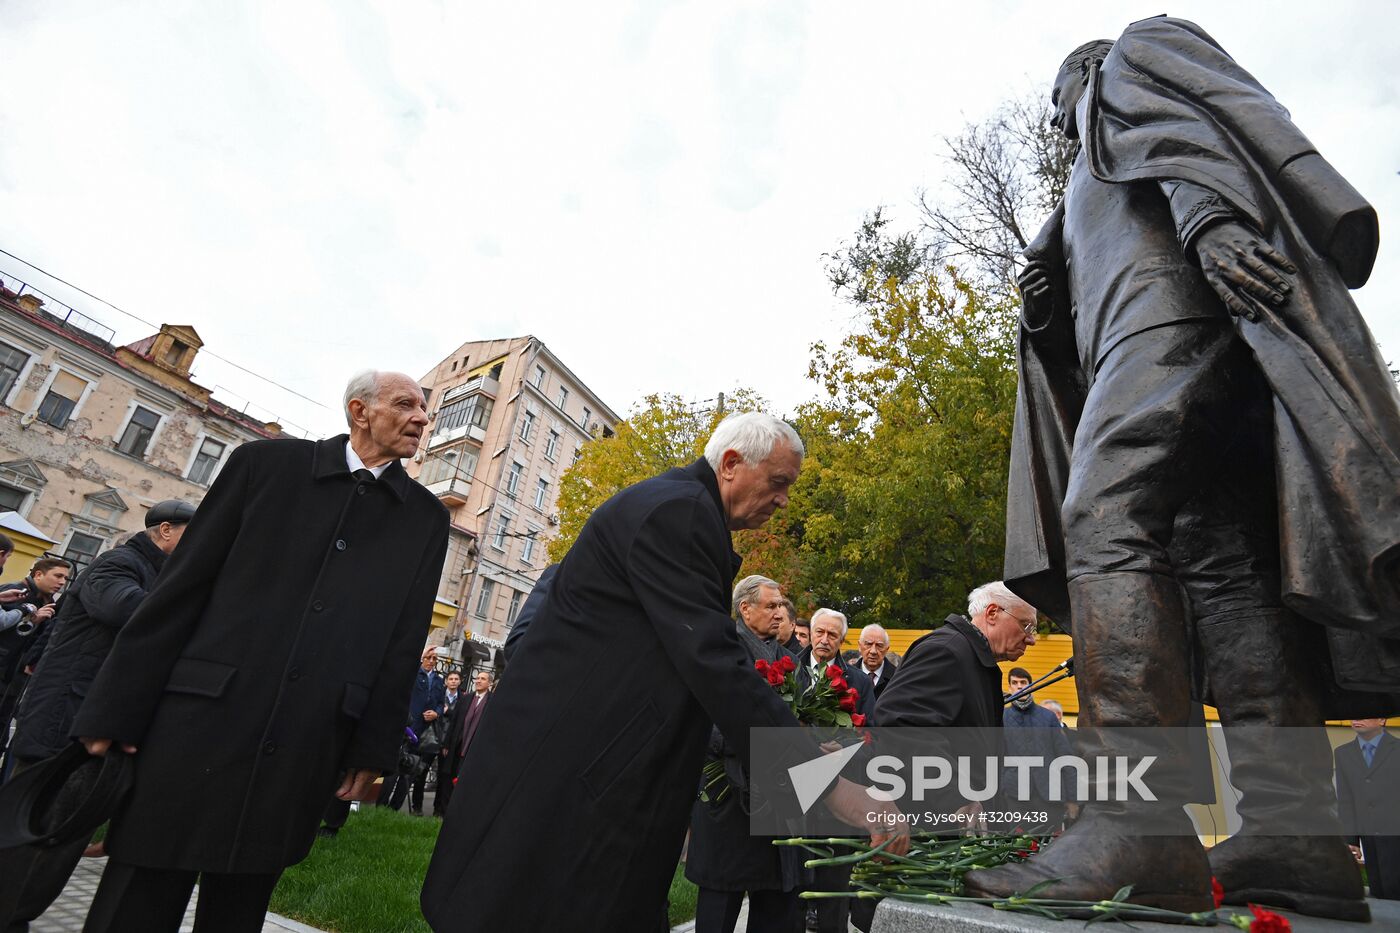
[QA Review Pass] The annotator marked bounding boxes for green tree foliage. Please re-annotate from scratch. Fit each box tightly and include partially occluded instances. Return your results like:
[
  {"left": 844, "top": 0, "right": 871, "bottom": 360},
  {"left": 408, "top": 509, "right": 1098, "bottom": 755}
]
[
  {"left": 548, "top": 389, "right": 803, "bottom": 586},
  {"left": 788, "top": 268, "right": 1019, "bottom": 628}
]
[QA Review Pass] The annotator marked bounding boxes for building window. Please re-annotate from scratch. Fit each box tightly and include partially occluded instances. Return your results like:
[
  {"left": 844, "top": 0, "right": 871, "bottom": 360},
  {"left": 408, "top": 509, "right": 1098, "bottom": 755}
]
[
  {"left": 505, "top": 463, "right": 522, "bottom": 499},
  {"left": 0, "top": 344, "right": 30, "bottom": 403},
  {"left": 581, "top": 406, "right": 592, "bottom": 429},
  {"left": 556, "top": 386, "right": 569, "bottom": 409},
  {"left": 491, "top": 512, "right": 511, "bottom": 550},
  {"left": 0, "top": 482, "right": 27, "bottom": 512},
  {"left": 534, "top": 478, "right": 548, "bottom": 510},
  {"left": 522, "top": 532, "right": 536, "bottom": 564},
  {"left": 63, "top": 531, "right": 104, "bottom": 571},
  {"left": 475, "top": 578, "right": 495, "bottom": 618},
  {"left": 533, "top": 365, "right": 547, "bottom": 388},
  {"left": 188, "top": 437, "right": 226, "bottom": 485},
  {"left": 572, "top": 444, "right": 583, "bottom": 465},
  {"left": 506, "top": 589, "right": 523, "bottom": 626},
  {"left": 436, "top": 394, "right": 493, "bottom": 433},
  {"left": 519, "top": 410, "right": 535, "bottom": 442},
  {"left": 116, "top": 406, "right": 162, "bottom": 458},
  {"left": 450, "top": 361, "right": 458, "bottom": 372},
  {"left": 544, "top": 429, "right": 560, "bottom": 460},
  {"left": 421, "top": 445, "right": 479, "bottom": 486},
  {"left": 36, "top": 370, "right": 88, "bottom": 429}
]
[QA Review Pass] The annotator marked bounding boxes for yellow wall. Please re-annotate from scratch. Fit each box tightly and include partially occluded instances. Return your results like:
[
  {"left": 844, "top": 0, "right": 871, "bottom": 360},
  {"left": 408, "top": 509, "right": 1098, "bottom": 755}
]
[
  {"left": 0, "top": 527, "right": 57, "bottom": 586},
  {"left": 430, "top": 597, "right": 456, "bottom": 631}
]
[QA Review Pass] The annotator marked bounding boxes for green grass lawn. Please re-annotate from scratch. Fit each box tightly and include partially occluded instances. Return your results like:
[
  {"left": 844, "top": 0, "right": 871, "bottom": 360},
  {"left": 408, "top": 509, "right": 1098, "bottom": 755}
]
[{"left": 269, "top": 806, "right": 698, "bottom": 932}]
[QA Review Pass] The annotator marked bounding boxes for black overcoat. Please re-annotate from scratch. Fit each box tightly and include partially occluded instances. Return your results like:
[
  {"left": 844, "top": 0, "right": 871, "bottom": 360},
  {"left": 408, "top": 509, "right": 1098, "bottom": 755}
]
[
  {"left": 685, "top": 635, "right": 804, "bottom": 893},
  {"left": 73, "top": 435, "right": 449, "bottom": 873},
  {"left": 10, "top": 532, "right": 166, "bottom": 764},
  {"left": 421, "top": 459, "right": 817, "bottom": 932}
]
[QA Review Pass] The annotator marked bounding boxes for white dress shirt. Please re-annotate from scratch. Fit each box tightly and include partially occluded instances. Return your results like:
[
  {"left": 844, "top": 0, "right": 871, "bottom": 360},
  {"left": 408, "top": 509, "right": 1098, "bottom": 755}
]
[{"left": 346, "top": 440, "right": 390, "bottom": 479}]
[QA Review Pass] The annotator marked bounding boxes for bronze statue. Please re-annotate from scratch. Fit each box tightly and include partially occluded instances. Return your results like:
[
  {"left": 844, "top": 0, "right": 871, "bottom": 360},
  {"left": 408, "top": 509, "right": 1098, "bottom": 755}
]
[{"left": 968, "top": 16, "right": 1400, "bottom": 920}]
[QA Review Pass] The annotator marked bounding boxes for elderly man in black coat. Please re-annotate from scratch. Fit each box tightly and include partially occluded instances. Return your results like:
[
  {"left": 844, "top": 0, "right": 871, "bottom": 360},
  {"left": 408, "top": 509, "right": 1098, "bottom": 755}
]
[
  {"left": 686, "top": 574, "right": 805, "bottom": 933},
  {"left": 72, "top": 371, "right": 449, "bottom": 933},
  {"left": 422, "top": 412, "right": 905, "bottom": 933},
  {"left": 0, "top": 500, "right": 193, "bottom": 930}
]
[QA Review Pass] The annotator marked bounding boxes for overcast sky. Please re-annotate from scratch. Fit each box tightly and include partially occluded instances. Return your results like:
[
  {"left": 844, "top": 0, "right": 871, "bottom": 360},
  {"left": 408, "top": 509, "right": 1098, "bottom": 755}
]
[{"left": 2, "top": 1, "right": 1396, "bottom": 437}]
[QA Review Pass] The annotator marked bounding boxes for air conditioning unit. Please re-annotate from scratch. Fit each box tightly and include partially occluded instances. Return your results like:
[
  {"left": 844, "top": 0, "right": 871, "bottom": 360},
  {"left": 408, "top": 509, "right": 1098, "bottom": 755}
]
[{"left": 548, "top": 513, "right": 560, "bottom": 526}]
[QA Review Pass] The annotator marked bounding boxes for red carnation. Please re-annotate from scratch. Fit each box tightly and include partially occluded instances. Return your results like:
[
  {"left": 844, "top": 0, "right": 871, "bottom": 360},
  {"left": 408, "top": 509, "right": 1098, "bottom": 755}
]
[
  {"left": 839, "top": 692, "right": 857, "bottom": 712},
  {"left": 1247, "top": 905, "right": 1290, "bottom": 933},
  {"left": 826, "top": 664, "right": 843, "bottom": 680},
  {"left": 851, "top": 713, "right": 867, "bottom": 727},
  {"left": 765, "top": 666, "right": 785, "bottom": 687},
  {"left": 755, "top": 659, "right": 770, "bottom": 673},
  {"left": 1212, "top": 877, "right": 1224, "bottom": 909},
  {"left": 776, "top": 655, "right": 797, "bottom": 674}
]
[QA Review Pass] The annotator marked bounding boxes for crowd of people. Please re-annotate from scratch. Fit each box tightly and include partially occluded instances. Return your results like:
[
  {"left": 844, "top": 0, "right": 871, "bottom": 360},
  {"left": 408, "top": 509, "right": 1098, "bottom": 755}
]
[{"left": 0, "top": 376, "right": 1392, "bottom": 933}]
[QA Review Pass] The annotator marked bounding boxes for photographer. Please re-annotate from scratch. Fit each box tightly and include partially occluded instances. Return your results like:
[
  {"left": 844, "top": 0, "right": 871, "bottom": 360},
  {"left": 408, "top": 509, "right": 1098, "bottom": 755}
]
[{"left": 0, "top": 557, "right": 71, "bottom": 757}]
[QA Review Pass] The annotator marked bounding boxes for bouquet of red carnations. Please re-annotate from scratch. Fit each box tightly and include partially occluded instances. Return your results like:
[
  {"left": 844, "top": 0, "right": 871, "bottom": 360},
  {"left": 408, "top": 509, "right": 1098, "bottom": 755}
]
[
  {"left": 699, "top": 655, "right": 867, "bottom": 803},
  {"left": 754, "top": 656, "right": 867, "bottom": 729}
]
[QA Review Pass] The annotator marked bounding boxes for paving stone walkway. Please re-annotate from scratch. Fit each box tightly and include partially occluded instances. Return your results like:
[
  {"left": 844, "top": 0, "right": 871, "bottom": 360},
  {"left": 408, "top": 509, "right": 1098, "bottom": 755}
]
[{"left": 31, "top": 857, "right": 325, "bottom": 933}]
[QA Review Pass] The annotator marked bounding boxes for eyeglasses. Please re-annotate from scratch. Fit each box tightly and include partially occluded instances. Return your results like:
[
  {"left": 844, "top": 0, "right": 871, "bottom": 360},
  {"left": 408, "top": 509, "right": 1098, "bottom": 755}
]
[{"left": 992, "top": 604, "right": 1037, "bottom": 636}]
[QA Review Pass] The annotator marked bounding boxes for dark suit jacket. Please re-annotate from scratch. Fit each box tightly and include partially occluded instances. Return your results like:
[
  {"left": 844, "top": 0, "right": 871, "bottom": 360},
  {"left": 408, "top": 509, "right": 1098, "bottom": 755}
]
[
  {"left": 448, "top": 690, "right": 490, "bottom": 760},
  {"left": 873, "top": 615, "right": 1004, "bottom": 815},
  {"left": 73, "top": 435, "right": 449, "bottom": 873},
  {"left": 797, "top": 647, "right": 874, "bottom": 720},
  {"left": 421, "top": 459, "right": 819, "bottom": 932},
  {"left": 1335, "top": 731, "right": 1400, "bottom": 899}
]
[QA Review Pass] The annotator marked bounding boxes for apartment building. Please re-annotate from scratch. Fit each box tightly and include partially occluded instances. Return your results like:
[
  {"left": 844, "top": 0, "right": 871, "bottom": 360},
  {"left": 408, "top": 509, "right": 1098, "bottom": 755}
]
[
  {"left": 412, "top": 337, "right": 618, "bottom": 651},
  {"left": 0, "top": 277, "right": 280, "bottom": 577}
]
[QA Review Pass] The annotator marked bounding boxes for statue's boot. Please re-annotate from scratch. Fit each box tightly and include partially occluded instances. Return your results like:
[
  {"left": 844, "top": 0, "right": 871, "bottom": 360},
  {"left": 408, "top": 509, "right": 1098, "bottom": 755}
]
[
  {"left": 964, "top": 572, "right": 1213, "bottom": 915},
  {"left": 1199, "top": 609, "right": 1369, "bottom": 922}
]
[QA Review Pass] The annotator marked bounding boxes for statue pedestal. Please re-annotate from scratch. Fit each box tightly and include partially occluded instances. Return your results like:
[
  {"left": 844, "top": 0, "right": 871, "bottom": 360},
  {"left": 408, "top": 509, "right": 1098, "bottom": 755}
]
[{"left": 871, "top": 896, "right": 1400, "bottom": 931}]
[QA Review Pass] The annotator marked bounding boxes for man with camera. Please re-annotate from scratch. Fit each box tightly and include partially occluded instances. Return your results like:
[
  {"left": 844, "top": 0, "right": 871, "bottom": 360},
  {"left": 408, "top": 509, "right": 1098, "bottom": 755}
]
[{"left": 0, "top": 557, "right": 71, "bottom": 758}]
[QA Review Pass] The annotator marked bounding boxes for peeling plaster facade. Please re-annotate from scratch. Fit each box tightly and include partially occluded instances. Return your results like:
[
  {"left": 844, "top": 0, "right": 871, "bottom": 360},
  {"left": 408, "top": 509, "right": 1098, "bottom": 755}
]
[{"left": 0, "top": 284, "right": 280, "bottom": 572}]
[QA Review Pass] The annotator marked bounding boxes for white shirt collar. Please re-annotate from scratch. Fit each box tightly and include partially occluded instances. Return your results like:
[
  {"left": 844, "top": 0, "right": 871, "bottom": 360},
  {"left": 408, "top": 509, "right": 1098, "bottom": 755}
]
[
  {"left": 346, "top": 440, "right": 390, "bottom": 479},
  {"left": 864, "top": 660, "right": 885, "bottom": 678}
]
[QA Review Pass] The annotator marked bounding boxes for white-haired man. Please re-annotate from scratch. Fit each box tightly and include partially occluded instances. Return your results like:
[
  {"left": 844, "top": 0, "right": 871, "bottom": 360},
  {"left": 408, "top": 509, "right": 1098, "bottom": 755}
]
[
  {"left": 423, "top": 411, "right": 906, "bottom": 933},
  {"left": 856, "top": 623, "right": 896, "bottom": 697},
  {"left": 798, "top": 609, "right": 873, "bottom": 718},
  {"left": 73, "top": 371, "right": 449, "bottom": 932}
]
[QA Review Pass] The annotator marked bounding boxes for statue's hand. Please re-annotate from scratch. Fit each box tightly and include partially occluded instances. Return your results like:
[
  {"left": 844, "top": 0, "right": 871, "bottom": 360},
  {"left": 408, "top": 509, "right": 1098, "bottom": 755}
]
[
  {"left": 1194, "top": 220, "right": 1296, "bottom": 322},
  {"left": 1017, "top": 259, "right": 1055, "bottom": 328}
]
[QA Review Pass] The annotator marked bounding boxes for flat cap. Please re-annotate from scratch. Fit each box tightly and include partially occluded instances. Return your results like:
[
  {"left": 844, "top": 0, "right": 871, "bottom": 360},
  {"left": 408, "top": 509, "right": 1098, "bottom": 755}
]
[{"left": 145, "top": 499, "right": 196, "bottom": 527}]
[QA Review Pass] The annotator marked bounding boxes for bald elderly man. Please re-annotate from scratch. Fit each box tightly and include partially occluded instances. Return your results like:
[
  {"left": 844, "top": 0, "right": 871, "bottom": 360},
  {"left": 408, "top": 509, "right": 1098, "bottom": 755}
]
[{"left": 74, "top": 371, "right": 449, "bottom": 932}]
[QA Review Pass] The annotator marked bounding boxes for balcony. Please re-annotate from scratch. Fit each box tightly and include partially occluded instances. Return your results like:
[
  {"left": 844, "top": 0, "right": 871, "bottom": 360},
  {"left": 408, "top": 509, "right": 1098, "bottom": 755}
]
[
  {"left": 440, "top": 374, "right": 499, "bottom": 404},
  {"left": 427, "top": 422, "right": 487, "bottom": 450},
  {"left": 426, "top": 475, "right": 472, "bottom": 506}
]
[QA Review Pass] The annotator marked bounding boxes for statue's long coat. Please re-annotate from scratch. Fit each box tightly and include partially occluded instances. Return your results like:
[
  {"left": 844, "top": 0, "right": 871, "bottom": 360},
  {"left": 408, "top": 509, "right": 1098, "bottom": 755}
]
[
  {"left": 1004, "top": 16, "right": 1400, "bottom": 703},
  {"left": 74, "top": 436, "right": 449, "bottom": 872}
]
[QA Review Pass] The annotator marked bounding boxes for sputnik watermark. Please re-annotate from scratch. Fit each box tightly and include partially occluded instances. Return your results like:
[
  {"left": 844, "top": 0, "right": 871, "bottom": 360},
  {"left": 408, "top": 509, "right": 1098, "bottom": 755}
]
[{"left": 789, "top": 752, "right": 1157, "bottom": 815}]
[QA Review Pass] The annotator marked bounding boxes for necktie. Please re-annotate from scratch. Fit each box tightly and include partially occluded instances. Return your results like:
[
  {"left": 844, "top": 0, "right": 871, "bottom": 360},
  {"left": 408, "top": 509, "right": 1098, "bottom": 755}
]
[
  {"left": 354, "top": 468, "right": 375, "bottom": 482},
  {"left": 1364, "top": 742, "right": 1376, "bottom": 768},
  {"left": 870, "top": 670, "right": 879, "bottom": 687}
]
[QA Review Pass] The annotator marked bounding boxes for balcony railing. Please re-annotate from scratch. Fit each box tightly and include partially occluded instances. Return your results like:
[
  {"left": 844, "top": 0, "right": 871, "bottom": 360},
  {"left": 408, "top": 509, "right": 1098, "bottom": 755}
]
[
  {"left": 428, "top": 422, "right": 487, "bottom": 449},
  {"left": 426, "top": 475, "right": 472, "bottom": 505},
  {"left": 440, "top": 374, "right": 500, "bottom": 405}
]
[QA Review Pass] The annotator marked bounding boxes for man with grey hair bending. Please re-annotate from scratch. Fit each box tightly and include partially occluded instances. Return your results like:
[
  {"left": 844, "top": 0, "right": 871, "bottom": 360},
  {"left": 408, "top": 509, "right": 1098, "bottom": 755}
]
[{"left": 423, "top": 411, "right": 908, "bottom": 933}]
